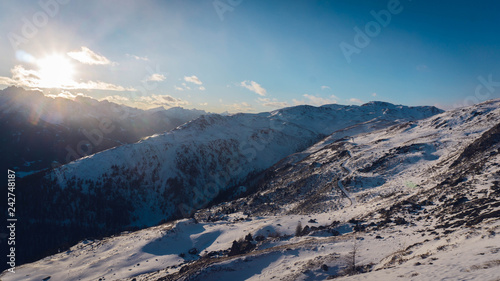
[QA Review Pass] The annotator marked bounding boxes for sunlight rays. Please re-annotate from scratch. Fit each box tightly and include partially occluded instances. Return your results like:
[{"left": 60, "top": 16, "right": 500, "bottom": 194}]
[{"left": 36, "top": 55, "right": 75, "bottom": 88}]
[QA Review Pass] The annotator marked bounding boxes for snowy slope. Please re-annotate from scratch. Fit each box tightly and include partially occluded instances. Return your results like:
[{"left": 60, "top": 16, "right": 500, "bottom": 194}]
[
  {"left": 4, "top": 204, "right": 498, "bottom": 280},
  {"left": 42, "top": 101, "right": 441, "bottom": 224},
  {"left": 6, "top": 101, "right": 441, "bottom": 271},
  {"left": 6, "top": 101, "right": 442, "bottom": 274},
  {"left": 4, "top": 100, "right": 500, "bottom": 280},
  {"left": 17, "top": 102, "right": 439, "bottom": 221},
  {"left": 3, "top": 100, "right": 500, "bottom": 280},
  {"left": 0, "top": 86, "right": 206, "bottom": 174},
  {"left": 207, "top": 99, "right": 500, "bottom": 217}
]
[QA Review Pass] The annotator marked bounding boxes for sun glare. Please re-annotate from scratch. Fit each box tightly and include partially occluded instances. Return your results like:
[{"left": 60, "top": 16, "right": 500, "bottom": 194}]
[{"left": 37, "top": 55, "right": 75, "bottom": 88}]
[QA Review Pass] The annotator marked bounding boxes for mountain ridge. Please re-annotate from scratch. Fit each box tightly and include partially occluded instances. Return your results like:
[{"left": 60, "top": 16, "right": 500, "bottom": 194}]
[
  {"left": 0, "top": 86, "right": 206, "bottom": 175},
  {"left": 4, "top": 99, "right": 500, "bottom": 280},
  {"left": 9, "top": 100, "right": 442, "bottom": 269}
]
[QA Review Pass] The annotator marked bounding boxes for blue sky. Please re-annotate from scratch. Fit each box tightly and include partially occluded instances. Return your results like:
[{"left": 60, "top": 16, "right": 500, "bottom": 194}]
[{"left": 0, "top": 0, "right": 499, "bottom": 113}]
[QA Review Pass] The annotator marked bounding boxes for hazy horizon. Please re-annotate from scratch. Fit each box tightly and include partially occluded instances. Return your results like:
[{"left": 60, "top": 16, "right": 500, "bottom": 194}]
[{"left": 1, "top": 0, "right": 499, "bottom": 113}]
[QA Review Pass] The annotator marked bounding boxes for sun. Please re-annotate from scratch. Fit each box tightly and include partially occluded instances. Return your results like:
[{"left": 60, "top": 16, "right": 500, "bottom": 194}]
[{"left": 37, "top": 55, "right": 75, "bottom": 88}]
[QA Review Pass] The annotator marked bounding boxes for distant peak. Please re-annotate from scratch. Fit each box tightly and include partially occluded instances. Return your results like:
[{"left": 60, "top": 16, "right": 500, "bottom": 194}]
[
  {"left": 0, "top": 86, "right": 44, "bottom": 99},
  {"left": 361, "top": 101, "right": 396, "bottom": 107},
  {"left": 148, "top": 106, "right": 167, "bottom": 112}
]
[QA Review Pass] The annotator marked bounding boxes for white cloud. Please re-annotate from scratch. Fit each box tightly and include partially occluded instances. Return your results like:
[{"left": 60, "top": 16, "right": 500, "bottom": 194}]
[
  {"left": 175, "top": 81, "right": 205, "bottom": 91},
  {"left": 70, "top": 81, "right": 136, "bottom": 91},
  {"left": 137, "top": 94, "right": 189, "bottom": 108},
  {"left": 258, "top": 97, "right": 288, "bottom": 108},
  {"left": 144, "top": 73, "right": 166, "bottom": 82},
  {"left": 293, "top": 94, "right": 338, "bottom": 106},
  {"left": 416, "top": 64, "right": 428, "bottom": 71},
  {"left": 10, "top": 65, "right": 41, "bottom": 87},
  {"left": 240, "top": 80, "right": 267, "bottom": 96},
  {"left": 46, "top": 91, "right": 89, "bottom": 100},
  {"left": 184, "top": 75, "right": 203, "bottom": 85},
  {"left": 15, "top": 50, "right": 36, "bottom": 63},
  {"left": 102, "top": 95, "right": 130, "bottom": 103},
  {"left": 349, "top": 98, "right": 363, "bottom": 104},
  {"left": 0, "top": 65, "right": 135, "bottom": 91},
  {"left": 126, "top": 54, "right": 149, "bottom": 61},
  {"left": 321, "top": 86, "right": 331, "bottom": 90},
  {"left": 67, "top": 47, "right": 113, "bottom": 65},
  {"left": 372, "top": 93, "right": 377, "bottom": 97},
  {"left": 225, "top": 102, "right": 255, "bottom": 113},
  {"left": 0, "top": 76, "right": 15, "bottom": 85},
  {"left": 99, "top": 94, "right": 189, "bottom": 109}
]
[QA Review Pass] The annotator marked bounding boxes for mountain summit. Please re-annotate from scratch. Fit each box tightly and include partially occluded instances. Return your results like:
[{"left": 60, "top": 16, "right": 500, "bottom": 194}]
[
  {"left": 11, "top": 101, "right": 441, "bottom": 267},
  {"left": 5, "top": 99, "right": 500, "bottom": 280}
]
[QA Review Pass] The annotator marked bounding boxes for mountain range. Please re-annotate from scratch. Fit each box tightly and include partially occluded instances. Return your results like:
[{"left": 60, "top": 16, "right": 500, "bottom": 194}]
[
  {"left": 0, "top": 86, "right": 206, "bottom": 176},
  {"left": 3, "top": 97, "right": 441, "bottom": 271},
  {"left": 3, "top": 95, "right": 500, "bottom": 280}
]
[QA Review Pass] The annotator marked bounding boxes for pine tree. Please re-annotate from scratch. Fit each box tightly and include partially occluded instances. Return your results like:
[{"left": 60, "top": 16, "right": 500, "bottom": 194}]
[{"left": 295, "top": 221, "right": 303, "bottom": 236}]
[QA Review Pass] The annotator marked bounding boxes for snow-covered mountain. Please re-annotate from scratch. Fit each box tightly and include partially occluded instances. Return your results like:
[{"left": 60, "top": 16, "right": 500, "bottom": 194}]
[
  {"left": 45, "top": 101, "right": 443, "bottom": 223},
  {"left": 4, "top": 99, "right": 500, "bottom": 280},
  {"left": 205, "top": 98, "right": 500, "bottom": 218},
  {"left": 0, "top": 86, "right": 206, "bottom": 175},
  {"left": 10, "top": 101, "right": 441, "bottom": 268}
]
